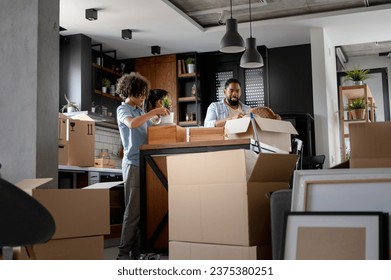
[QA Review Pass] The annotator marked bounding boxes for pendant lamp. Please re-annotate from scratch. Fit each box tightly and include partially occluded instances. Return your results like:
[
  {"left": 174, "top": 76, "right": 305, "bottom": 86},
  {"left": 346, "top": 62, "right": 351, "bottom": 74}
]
[
  {"left": 240, "top": 0, "right": 264, "bottom": 68},
  {"left": 220, "top": 0, "right": 245, "bottom": 53}
]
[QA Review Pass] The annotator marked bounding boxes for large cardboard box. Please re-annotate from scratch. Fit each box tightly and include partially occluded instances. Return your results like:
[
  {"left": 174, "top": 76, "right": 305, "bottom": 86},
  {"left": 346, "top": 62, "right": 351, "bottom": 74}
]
[
  {"left": 167, "top": 149, "right": 297, "bottom": 246},
  {"left": 189, "top": 127, "right": 225, "bottom": 142},
  {"left": 169, "top": 241, "right": 271, "bottom": 260},
  {"left": 349, "top": 122, "right": 391, "bottom": 168},
  {"left": 148, "top": 124, "right": 186, "bottom": 144},
  {"left": 67, "top": 113, "right": 95, "bottom": 166},
  {"left": 15, "top": 179, "right": 110, "bottom": 239},
  {"left": 58, "top": 143, "right": 69, "bottom": 165},
  {"left": 225, "top": 116, "right": 298, "bottom": 152},
  {"left": 16, "top": 236, "right": 104, "bottom": 260}
]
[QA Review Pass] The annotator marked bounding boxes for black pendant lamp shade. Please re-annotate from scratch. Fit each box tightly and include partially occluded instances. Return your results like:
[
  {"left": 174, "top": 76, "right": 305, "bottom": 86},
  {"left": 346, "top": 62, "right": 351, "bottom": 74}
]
[
  {"left": 220, "top": 18, "right": 245, "bottom": 53},
  {"left": 240, "top": 37, "right": 264, "bottom": 68},
  {"left": 240, "top": 0, "right": 263, "bottom": 68},
  {"left": 219, "top": 0, "right": 245, "bottom": 53}
]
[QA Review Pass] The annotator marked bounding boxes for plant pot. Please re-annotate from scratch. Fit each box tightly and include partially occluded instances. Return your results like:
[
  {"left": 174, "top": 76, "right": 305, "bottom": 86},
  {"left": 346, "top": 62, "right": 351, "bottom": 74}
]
[
  {"left": 160, "top": 112, "right": 174, "bottom": 125},
  {"left": 67, "top": 106, "right": 75, "bottom": 113},
  {"left": 353, "top": 80, "right": 364, "bottom": 86},
  {"left": 102, "top": 86, "right": 107, "bottom": 93},
  {"left": 351, "top": 109, "right": 366, "bottom": 120},
  {"left": 186, "top": 64, "right": 196, "bottom": 74}
]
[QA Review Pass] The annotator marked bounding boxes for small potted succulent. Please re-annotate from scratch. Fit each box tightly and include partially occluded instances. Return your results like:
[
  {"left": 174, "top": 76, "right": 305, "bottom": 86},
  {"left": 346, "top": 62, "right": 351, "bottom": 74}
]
[
  {"left": 185, "top": 57, "right": 196, "bottom": 74},
  {"left": 102, "top": 78, "right": 111, "bottom": 93},
  {"left": 60, "top": 94, "right": 79, "bottom": 113},
  {"left": 343, "top": 67, "right": 372, "bottom": 85}
]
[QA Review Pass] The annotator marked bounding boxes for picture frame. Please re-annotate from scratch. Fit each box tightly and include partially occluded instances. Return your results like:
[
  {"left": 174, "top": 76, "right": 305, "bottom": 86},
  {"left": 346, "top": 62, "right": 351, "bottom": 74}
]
[
  {"left": 282, "top": 212, "right": 388, "bottom": 260},
  {"left": 290, "top": 168, "right": 391, "bottom": 258}
]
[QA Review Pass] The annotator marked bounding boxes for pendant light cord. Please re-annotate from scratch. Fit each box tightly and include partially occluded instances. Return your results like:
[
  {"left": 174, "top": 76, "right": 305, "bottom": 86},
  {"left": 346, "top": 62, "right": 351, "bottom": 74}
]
[
  {"left": 249, "top": 0, "right": 253, "bottom": 38},
  {"left": 230, "top": 0, "right": 233, "bottom": 19}
]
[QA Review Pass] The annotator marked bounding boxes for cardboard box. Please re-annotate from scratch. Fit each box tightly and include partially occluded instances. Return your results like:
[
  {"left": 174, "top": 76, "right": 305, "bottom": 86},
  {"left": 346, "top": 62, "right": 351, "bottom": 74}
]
[
  {"left": 58, "top": 113, "right": 68, "bottom": 145},
  {"left": 94, "top": 158, "right": 116, "bottom": 168},
  {"left": 67, "top": 113, "right": 95, "bottom": 166},
  {"left": 148, "top": 124, "right": 186, "bottom": 144},
  {"left": 15, "top": 178, "right": 110, "bottom": 239},
  {"left": 349, "top": 122, "right": 391, "bottom": 168},
  {"left": 58, "top": 143, "right": 69, "bottom": 165},
  {"left": 225, "top": 116, "right": 298, "bottom": 152},
  {"left": 169, "top": 241, "right": 271, "bottom": 260},
  {"left": 167, "top": 149, "right": 297, "bottom": 246},
  {"left": 189, "top": 127, "right": 225, "bottom": 142},
  {"left": 16, "top": 235, "right": 104, "bottom": 260}
]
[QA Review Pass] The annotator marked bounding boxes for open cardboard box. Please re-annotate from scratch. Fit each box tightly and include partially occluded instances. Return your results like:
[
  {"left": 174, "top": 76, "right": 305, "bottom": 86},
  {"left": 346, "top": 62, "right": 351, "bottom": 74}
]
[
  {"left": 148, "top": 124, "right": 186, "bottom": 144},
  {"left": 225, "top": 116, "right": 298, "bottom": 152},
  {"left": 349, "top": 122, "right": 391, "bottom": 168},
  {"left": 167, "top": 149, "right": 297, "bottom": 247},
  {"left": 13, "top": 178, "right": 120, "bottom": 259}
]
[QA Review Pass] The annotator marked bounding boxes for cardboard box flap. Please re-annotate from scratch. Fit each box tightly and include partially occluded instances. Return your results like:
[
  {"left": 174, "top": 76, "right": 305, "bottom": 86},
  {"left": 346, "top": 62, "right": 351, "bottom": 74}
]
[
  {"left": 15, "top": 178, "right": 53, "bottom": 195},
  {"left": 249, "top": 153, "right": 297, "bottom": 182},
  {"left": 83, "top": 181, "right": 124, "bottom": 189},
  {"left": 225, "top": 117, "right": 252, "bottom": 134},
  {"left": 69, "top": 112, "right": 94, "bottom": 121},
  {"left": 254, "top": 116, "right": 298, "bottom": 134}
]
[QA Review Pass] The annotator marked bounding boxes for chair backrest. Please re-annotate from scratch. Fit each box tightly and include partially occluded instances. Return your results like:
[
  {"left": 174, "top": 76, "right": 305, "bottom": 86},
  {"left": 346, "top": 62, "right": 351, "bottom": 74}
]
[
  {"left": 302, "top": 154, "right": 326, "bottom": 169},
  {"left": 0, "top": 177, "right": 56, "bottom": 248}
]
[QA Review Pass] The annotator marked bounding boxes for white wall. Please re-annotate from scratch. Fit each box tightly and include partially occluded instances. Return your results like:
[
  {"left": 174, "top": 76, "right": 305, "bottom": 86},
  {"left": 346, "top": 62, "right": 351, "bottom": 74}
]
[{"left": 310, "top": 28, "right": 340, "bottom": 168}]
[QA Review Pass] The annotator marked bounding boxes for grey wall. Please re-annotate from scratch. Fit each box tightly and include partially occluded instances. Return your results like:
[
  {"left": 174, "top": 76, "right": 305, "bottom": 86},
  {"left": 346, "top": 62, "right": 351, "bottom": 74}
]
[{"left": 0, "top": 0, "right": 59, "bottom": 186}]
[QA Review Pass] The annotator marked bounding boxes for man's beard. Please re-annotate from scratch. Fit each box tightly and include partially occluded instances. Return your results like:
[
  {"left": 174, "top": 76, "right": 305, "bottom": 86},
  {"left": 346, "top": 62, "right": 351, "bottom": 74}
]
[{"left": 227, "top": 97, "right": 239, "bottom": 106}]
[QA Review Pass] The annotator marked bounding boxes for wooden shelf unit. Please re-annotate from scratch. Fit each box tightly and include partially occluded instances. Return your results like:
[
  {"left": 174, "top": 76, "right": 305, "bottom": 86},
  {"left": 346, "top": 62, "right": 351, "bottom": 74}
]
[{"left": 338, "top": 84, "right": 375, "bottom": 160}]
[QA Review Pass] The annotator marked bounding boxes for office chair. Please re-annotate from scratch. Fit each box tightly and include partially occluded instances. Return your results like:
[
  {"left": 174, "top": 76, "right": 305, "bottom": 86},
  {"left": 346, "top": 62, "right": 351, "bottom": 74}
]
[
  {"left": 301, "top": 154, "right": 326, "bottom": 170},
  {"left": 0, "top": 177, "right": 56, "bottom": 259}
]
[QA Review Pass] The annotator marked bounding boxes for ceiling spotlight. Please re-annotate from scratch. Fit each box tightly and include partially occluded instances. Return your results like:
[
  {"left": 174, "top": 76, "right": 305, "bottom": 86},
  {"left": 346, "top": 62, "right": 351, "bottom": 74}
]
[
  {"left": 121, "top": 29, "right": 132, "bottom": 40},
  {"left": 85, "top": 9, "right": 97, "bottom": 21},
  {"left": 151, "top": 46, "right": 161, "bottom": 55}
]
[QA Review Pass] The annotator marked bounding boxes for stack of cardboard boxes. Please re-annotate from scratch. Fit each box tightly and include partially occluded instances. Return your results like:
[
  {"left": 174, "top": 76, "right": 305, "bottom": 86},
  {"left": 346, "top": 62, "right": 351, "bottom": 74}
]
[{"left": 58, "top": 113, "right": 95, "bottom": 167}]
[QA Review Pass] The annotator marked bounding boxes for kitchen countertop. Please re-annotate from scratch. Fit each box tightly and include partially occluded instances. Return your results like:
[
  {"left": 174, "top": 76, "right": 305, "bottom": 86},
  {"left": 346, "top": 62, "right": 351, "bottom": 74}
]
[{"left": 59, "top": 165, "right": 122, "bottom": 173}]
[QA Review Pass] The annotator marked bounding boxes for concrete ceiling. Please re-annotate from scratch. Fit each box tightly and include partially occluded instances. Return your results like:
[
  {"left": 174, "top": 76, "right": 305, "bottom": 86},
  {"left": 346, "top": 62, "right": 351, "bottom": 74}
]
[{"left": 59, "top": 0, "right": 391, "bottom": 60}]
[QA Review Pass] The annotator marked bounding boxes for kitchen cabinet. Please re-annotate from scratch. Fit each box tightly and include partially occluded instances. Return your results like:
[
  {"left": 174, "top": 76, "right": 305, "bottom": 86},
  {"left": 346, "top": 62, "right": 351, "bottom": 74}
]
[
  {"left": 339, "top": 84, "right": 376, "bottom": 161},
  {"left": 176, "top": 53, "right": 201, "bottom": 126},
  {"left": 135, "top": 55, "right": 177, "bottom": 122}
]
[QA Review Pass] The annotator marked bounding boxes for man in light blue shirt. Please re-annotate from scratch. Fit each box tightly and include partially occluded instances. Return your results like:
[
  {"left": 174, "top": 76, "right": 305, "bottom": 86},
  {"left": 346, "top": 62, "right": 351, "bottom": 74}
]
[{"left": 204, "top": 78, "right": 251, "bottom": 127}]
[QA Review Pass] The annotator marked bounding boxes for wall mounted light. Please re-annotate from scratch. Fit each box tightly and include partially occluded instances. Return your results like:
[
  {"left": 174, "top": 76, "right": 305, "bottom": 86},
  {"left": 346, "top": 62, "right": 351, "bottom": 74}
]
[
  {"left": 85, "top": 9, "right": 97, "bottom": 21},
  {"left": 240, "top": 0, "right": 264, "bottom": 68},
  {"left": 151, "top": 46, "right": 161, "bottom": 55},
  {"left": 121, "top": 29, "right": 132, "bottom": 40},
  {"left": 219, "top": 0, "right": 245, "bottom": 53}
]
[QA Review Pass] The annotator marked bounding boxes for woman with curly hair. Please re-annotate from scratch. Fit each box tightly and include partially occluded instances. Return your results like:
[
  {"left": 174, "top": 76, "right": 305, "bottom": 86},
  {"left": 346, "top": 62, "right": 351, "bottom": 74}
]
[{"left": 116, "top": 72, "right": 169, "bottom": 260}]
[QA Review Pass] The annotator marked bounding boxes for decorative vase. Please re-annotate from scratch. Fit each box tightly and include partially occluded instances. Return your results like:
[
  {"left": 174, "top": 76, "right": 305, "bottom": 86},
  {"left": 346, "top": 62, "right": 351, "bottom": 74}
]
[{"left": 160, "top": 112, "right": 174, "bottom": 125}]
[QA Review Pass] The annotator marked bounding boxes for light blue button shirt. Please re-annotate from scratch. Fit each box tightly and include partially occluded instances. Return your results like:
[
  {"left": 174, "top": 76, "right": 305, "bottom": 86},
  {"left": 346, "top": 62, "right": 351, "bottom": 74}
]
[{"left": 204, "top": 100, "right": 251, "bottom": 127}]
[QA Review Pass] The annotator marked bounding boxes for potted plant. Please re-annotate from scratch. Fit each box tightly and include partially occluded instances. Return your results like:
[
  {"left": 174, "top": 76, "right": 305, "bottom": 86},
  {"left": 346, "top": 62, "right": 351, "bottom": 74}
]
[
  {"left": 185, "top": 57, "right": 196, "bottom": 74},
  {"left": 60, "top": 94, "right": 79, "bottom": 113},
  {"left": 343, "top": 67, "right": 372, "bottom": 85},
  {"left": 345, "top": 97, "right": 366, "bottom": 120},
  {"left": 160, "top": 95, "right": 174, "bottom": 124},
  {"left": 102, "top": 78, "right": 111, "bottom": 93}
]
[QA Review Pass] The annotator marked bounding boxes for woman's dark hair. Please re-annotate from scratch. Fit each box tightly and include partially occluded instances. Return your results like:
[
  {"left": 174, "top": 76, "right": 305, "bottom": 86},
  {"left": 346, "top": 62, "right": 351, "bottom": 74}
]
[
  {"left": 145, "top": 89, "right": 168, "bottom": 112},
  {"left": 225, "top": 78, "right": 241, "bottom": 89},
  {"left": 115, "top": 72, "right": 150, "bottom": 100}
]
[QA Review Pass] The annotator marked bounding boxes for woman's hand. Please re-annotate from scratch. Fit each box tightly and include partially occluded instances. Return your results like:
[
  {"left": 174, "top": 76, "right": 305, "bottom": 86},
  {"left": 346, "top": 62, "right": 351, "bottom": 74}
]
[{"left": 152, "top": 107, "right": 170, "bottom": 116}]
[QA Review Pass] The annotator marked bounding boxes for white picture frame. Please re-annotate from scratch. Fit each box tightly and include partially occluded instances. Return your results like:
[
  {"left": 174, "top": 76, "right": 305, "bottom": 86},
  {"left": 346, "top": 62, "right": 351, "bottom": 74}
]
[
  {"left": 291, "top": 168, "right": 391, "bottom": 257},
  {"left": 282, "top": 212, "right": 386, "bottom": 260}
]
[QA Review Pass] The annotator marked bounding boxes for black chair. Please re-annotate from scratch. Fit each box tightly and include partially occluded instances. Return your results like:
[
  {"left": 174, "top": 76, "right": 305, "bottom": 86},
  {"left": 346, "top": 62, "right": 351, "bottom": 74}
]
[
  {"left": 0, "top": 177, "right": 56, "bottom": 259},
  {"left": 301, "top": 155, "right": 326, "bottom": 170}
]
